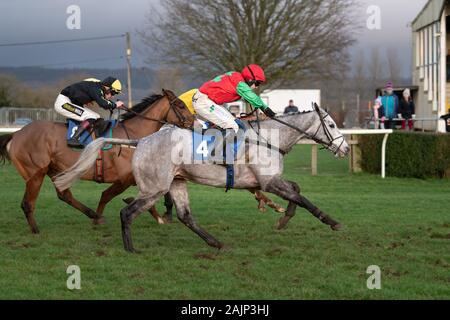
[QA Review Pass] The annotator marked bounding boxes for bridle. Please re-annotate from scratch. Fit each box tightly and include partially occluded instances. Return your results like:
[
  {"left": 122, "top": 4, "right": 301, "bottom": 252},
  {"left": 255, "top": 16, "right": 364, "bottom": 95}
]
[
  {"left": 167, "top": 96, "right": 192, "bottom": 128},
  {"left": 250, "top": 103, "right": 344, "bottom": 156},
  {"left": 310, "top": 103, "right": 345, "bottom": 155}
]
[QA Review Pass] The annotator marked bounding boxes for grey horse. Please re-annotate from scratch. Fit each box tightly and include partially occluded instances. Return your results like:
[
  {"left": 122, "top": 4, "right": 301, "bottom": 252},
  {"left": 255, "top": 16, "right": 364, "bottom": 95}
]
[{"left": 55, "top": 105, "right": 350, "bottom": 252}]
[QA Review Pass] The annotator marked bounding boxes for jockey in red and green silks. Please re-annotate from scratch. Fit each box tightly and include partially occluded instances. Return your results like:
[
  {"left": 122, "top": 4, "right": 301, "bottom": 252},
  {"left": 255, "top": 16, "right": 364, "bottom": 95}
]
[{"left": 191, "top": 64, "right": 276, "bottom": 132}]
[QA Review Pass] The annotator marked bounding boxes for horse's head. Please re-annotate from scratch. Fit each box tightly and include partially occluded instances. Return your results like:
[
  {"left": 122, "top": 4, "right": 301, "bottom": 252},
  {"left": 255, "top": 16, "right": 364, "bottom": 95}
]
[
  {"left": 310, "top": 103, "right": 349, "bottom": 157},
  {"left": 162, "top": 89, "right": 196, "bottom": 129}
]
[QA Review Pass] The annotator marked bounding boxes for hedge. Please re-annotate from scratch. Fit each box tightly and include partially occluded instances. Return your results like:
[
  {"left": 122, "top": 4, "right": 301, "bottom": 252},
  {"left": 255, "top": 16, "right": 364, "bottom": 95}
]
[{"left": 359, "top": 132, "right": 450, "bottom": 179}]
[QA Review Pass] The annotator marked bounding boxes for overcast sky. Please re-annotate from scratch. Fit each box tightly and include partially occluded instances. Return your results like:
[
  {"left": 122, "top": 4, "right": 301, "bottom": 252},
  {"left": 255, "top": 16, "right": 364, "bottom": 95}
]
[{"left": 0, "top": 0, "right": 429, "bottom": 77}]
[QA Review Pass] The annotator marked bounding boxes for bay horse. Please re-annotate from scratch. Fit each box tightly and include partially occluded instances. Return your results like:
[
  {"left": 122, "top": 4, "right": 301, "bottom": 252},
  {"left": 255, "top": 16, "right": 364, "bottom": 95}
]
[
  {"left": 0, "top": 89, "right": 194, "bottom": 234},
  {"left": 54, "top": 105, "right": 350, "bottom": 252}
]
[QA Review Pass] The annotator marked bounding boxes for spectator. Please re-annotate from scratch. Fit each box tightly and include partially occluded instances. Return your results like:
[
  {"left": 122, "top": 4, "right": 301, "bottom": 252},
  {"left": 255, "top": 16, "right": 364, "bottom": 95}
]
[
  {"left": 373, "top": 97, "right": 385, "bottom": 129},
  {"left": 229, "top": 105, "right": 241, "bottom": 117},
  {"left": 399, "top": 89, "right": 415, "bottom": 131},
  {"left": 380, "top": 82, "right": 399, "bottom": 129},
  {"left": 284, "top": 100, "right": 299, "bottom": 114},
  {"left": 441, "top": 108, "right": 450, "bottom": 133},
  {"left": 447, "top": 50, "right": 450, "bottom": 82}
]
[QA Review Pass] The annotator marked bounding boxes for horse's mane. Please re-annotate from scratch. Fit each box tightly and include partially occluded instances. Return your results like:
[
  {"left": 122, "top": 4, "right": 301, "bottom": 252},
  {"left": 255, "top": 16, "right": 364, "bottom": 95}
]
[{"left": 121, "top": 94, "right": 164, "bottom": 121}]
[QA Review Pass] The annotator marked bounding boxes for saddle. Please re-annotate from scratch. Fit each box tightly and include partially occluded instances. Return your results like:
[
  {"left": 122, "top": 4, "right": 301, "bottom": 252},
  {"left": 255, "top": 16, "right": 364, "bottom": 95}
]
[
  {"left": 192, "top": 119, "right": 246, "bottom": 192},
  {"left": 66, "top": 119, "right": 117, "bottom": 150},
  {"left": 66, "top": 119, "right": 117, "bottom": 183}
]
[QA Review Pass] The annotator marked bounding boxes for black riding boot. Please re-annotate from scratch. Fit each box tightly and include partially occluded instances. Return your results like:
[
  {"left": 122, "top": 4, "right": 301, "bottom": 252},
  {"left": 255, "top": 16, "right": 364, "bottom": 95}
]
[
  {"left": 93, "top": 118, "right": 111, "bottom": 137},
  {"left": 67, "top": 119, "right": 94, "bottom": 149}
]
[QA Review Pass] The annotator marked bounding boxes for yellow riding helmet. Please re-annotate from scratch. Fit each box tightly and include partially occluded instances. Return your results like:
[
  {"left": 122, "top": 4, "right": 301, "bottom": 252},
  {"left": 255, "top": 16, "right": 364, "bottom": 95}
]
[{"left": 102, "top": 76, "right": 122, "bottom": 95}]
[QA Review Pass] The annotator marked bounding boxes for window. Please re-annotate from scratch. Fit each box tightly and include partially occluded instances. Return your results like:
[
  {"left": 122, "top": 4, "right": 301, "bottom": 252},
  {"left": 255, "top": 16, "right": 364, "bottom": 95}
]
[
  {"left": 417, "top": 22, "right": 441, "bottom": 106},
  {"left": 429, "top": 25, "right": 434, "bottom": 101},
  {"left": 416, "top": 32, "right": 420, "bottom": 68},
  {"left": 424, "top": 27, "right": 429, "bottom": 91}
]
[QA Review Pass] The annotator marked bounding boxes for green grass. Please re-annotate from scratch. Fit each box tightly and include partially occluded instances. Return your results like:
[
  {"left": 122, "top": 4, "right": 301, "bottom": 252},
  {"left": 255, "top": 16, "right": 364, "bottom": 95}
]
[{"left": 0, "top": 145, "right": 449, "bottom": 299}]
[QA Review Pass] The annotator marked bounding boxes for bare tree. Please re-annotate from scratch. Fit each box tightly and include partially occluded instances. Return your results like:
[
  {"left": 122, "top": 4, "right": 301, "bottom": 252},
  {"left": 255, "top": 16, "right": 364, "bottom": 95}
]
[
  {"left": 386, "top": 47, "right": 402, "bottom": 85},
  {"left": 368, "top": 47, "right": 384, "bottom": 91},
  {"left": 354, "top": 50, "right": 367, "bottom": 96},
  {"left": 0, "top": 73, "right": 89, "bottom": 108},
  {"left": 0, "top": 74, "right": 18, "bottom": 107},
  {"left": 139, "top": 0, "right": 358, "bottom": 87},
  {"left": 150, "top": 67, "right": 187, "bottom": 94}
]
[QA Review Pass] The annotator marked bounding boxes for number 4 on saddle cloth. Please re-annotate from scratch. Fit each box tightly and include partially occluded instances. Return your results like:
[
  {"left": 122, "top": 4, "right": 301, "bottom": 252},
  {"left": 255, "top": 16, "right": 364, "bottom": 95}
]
[
  {"left": 192, "top": 119, "right": 246, "bottom": 192},
  {"left": 66, "top": 119, "right": 117, "bottom": 150}
]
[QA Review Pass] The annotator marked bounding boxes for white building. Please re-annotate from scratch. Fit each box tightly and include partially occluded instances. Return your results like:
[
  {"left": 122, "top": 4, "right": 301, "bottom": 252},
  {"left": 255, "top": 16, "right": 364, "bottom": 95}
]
[
  {"left": 224, "top": 89, "right": 321, "bottom": 117},
  {"left": 260, "top": 89, "right": 321, "bottom": 115},
  {"left": 412, "top": 0, "right": 449, "bottom": 131}
]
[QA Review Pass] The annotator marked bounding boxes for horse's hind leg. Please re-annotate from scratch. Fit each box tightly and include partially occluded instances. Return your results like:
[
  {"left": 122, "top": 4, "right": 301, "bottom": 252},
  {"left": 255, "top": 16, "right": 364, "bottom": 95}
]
[
  {"left": 120, "top": 193, "right": 165, "bottom": 253},
  {"left": 162, "top": 193, "right": 174, "bottom": 223},
  {"left": 265, "top": 178, "right": 341, "bottom": 231},
  {"left": 122, "top": 197, "right": 165, "bottom": 225},
  {"left": 95, "top": 180, "right": 134, "bottom": 225},
  {"left": 21, "top": 169, "right": 47, "bottom": 234},
  {"left": 170, "top": 180, "right": 223, "bottom": 249},
  {"left": 55, "top": 188, "right": 98, "bottom": 220}
]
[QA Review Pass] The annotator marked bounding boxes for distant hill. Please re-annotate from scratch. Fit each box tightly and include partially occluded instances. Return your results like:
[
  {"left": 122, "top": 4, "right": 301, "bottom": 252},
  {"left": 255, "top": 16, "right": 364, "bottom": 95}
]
[
  {"left": 0, "top": 66, "right": 153, "bottom": 89},
  {"left": 0, "top": 66, "right": 201, "bottom": 102}
]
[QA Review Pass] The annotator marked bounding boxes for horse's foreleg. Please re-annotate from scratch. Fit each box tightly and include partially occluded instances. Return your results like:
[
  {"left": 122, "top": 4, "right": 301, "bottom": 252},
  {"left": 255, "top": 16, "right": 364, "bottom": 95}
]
[
  {"left": 252, "top": 190, "right": 286, "bottom": 213},
  {"left": 272, "top": 182, "right": 299, "bottom": 229},
  {"left": 251, "top": 189, "right": 267, "bottom": 213},
  {"left": 56, "top": 188, "right": 98, "bottom": 220},
  {"left": 265, "top": 178, "right": 341, "bottom": 230},
  {"left": 21, "top": 169, "right": 46, "bottom": 234},
  {"left": 297, "top": 195, "right": 342, "bottom": 231},
  {"left": 170, "top": 180, "right": 223, "bottom": 249}
]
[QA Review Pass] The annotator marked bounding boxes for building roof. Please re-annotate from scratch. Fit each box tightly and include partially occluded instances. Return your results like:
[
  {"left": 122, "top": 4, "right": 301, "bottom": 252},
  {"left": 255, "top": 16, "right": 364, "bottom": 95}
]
[{"left": 412, "top": 0, "right": 446, "bottom": 31}]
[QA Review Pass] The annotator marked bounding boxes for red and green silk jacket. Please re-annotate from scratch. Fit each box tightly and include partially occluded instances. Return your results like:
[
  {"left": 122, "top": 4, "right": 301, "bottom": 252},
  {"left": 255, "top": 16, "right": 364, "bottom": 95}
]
[{"left": 199, "top": 71, "right": 268, "bottom": 109}]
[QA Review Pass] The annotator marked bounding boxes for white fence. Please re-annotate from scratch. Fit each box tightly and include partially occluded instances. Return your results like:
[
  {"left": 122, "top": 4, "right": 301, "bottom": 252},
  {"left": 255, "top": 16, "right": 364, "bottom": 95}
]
[
  {"left": 298, "top": 129, "right": 394, "bottom": 179},
  {"left": 0, "top": 107, "right": 65, "bottom": 126}
]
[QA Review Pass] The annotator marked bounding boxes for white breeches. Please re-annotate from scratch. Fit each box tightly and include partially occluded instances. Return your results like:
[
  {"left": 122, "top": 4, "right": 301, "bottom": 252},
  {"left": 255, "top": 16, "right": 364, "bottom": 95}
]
[
  {"left": 54, "top": 94, "right": 100, "bottom": 122},
  {"left": 192, "top": 91, "right": 239, "bottom": 132}
]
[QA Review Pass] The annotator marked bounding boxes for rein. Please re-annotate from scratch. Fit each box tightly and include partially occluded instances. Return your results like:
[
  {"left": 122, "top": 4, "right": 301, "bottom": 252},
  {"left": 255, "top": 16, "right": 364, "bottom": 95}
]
[
  {"left": 248, "top": 104, "right": 344, "bottom": 156},
  {"left": 118, "top": 95, "right": 190, "bottom": 128}
]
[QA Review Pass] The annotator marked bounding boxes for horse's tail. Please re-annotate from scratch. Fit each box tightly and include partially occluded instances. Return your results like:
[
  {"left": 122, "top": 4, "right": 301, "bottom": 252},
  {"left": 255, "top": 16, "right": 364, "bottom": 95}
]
[
  {"left": 53, "top": 138, "right": 138, "bottom": 191},
  {"left": 0, "top": 134, "right": 13, "bottom": 165}
]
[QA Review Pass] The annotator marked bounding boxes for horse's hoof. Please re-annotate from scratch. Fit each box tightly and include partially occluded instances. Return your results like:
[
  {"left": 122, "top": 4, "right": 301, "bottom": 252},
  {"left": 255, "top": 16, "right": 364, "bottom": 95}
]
[
  {"left": 219, "top": 243, "right": 231, "bottom": 252},
  {"left": 122, "top": 197, "right": 134, "bottom": 204},
  {"left": 276, "top": 222, "right": 287, "bottom": 230},
  {"left": 93, "top": 217, "right": 106, "bottom": 225},
  {"left": 259, "top": 207, "right": 267, "bottom": 213},
  {"left": 126, "top": 247, "right": 141, "bottom": 254},
  {"left": 275, "top": 207, "right": 286, "bottom": 214},
  {"left": 331, "top": 224, "right": 342, "bottom": 231},
  {"left": 156, "top": 217, "right": 165, "bottom": 225},
  {"left": 276, "top": 216, "right": 290, "bottom": 230},
  {"left": 162, "top": 214, "right": 173, "bottom": 224}
]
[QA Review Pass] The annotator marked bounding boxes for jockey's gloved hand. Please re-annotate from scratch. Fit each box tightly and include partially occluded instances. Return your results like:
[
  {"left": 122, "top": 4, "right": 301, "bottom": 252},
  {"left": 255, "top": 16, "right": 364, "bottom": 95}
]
[
  {"left": 115, "top": 100, "right": 126, "bottom": 109},
  {"left": 263, "top": 107, "right": 276, "bottom": 118}
]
